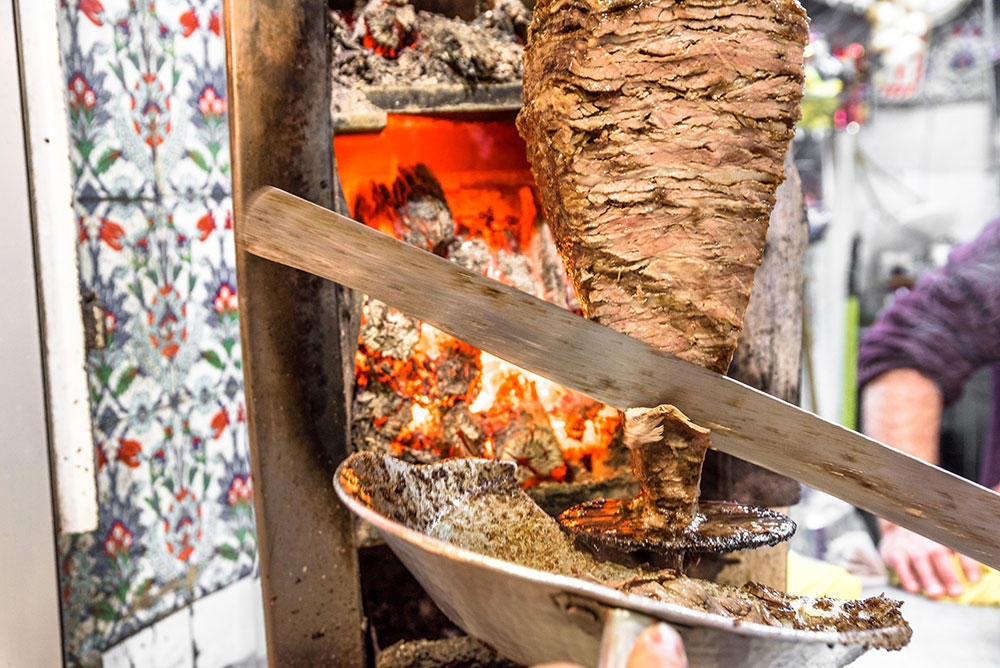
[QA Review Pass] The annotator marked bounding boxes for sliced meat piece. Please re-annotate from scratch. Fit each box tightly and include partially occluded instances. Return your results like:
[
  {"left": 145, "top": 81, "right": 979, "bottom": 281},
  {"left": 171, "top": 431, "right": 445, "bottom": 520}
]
[{"left": 624, "top": 404, "right": 711, "bottom": 526}]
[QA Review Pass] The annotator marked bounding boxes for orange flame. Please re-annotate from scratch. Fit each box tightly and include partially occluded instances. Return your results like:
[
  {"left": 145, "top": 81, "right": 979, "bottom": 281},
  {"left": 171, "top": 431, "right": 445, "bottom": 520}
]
[{"left": 338, "top": 114, "right": 621, "bottom": 485}]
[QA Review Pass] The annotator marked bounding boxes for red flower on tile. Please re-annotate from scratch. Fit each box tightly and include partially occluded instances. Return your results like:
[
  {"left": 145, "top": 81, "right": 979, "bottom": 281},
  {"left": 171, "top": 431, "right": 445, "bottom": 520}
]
[
  {"left": 98, "top": 218, "right": 125, "bottom": 250},
  {"left": 96, "top": 441, "right": 108, "bottom": 470},
  {"left": 208, "top": 12, "right": 221, "bottom": 36},
  {"left": 149, "top": 308, "right": 183, "bottom": 359},
  {"left": 166, "top": 509, "right": 199, "bottom": 562},
  {"left": 213, "top": 283, "right": 238, "bottom": 316},
  {"left": 104, "top": 309, "right": 117, "bottom": 336},
  {"left": 210, "top": 409, "right": 229, "bottom": 439},
  {"left": 103, "top": 520, "right": 133, "bottom": 558},
  {"left": 136, "top": 116, "right": 166, "bottom": 148},
  {"left": 226, "top": 475, "right": 253, "bottom": 507},
  {"left": 179, "top": 8, "right": 198, "bottom": 37},
  {"left": 68, "top": 74, "right": 97, "bottom": 114},
  {"left": 117, "top": 439, "right": 143, "bottom": 468},
  {"left": 79, "top": 0, "right": 104, "bottom": 26},
  {"left": 196, "top": 211, "right": 215, "bottom": 241},
  {"left": 197, "top": 85, "right": 226, "bottom": 119}
]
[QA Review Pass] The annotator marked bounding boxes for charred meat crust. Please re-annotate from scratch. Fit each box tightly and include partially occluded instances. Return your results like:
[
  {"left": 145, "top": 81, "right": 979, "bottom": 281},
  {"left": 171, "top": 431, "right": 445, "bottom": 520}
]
[{"left": 517, "top": 0, "right": 808, "bottom": 372}]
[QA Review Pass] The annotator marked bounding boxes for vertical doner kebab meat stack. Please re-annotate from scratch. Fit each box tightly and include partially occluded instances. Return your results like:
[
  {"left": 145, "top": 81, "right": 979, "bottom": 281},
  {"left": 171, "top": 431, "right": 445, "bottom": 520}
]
[{"left": 517, "top": 0, "right": 808, "bottom": 565}]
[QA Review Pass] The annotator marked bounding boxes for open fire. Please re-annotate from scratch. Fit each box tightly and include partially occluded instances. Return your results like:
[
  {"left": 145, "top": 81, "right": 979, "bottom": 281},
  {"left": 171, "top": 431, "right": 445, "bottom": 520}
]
[{"left": 335, "top": 114, "right": 623, "bottom": 486}]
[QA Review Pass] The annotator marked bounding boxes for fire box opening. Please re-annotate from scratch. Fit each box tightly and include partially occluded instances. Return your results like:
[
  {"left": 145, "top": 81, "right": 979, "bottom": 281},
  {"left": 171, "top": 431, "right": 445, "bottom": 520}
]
[{"left": 335, "top": 113, "right": 624, "bottom": 487}]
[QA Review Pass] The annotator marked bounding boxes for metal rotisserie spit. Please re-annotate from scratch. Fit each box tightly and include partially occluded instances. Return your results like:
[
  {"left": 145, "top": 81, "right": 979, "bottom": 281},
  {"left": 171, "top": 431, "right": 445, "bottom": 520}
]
[{"left": 224, "top": 1, "right": 1000, "bottom": 666}]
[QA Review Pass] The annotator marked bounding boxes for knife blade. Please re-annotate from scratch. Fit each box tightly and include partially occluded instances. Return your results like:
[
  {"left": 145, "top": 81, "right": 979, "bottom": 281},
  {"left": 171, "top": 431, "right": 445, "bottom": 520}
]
[{"left": 242, "top": 186, "right": 1000, "bottom": 570}]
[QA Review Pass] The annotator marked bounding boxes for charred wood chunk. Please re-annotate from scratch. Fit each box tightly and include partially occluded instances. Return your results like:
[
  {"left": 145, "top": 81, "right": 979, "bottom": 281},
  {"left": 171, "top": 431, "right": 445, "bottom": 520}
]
[
  {"left": 352, "top": 164, "right": 455, "bottom": 254},
  {"left": 354, "top": 298, "right": 488, "bottom": 459},
  {"left": 377, "top": 637, "right": 521, "bottom": 668},
  {"left": 397, "top": 195, "right": 455, "bottom": 254},
  {"left": 433, "top": 338, "right": 482, "bottom": 398},
  {"left": 353, "top": 389, "right": 413, "bottom": 453},
  {"left": 441, "top": 400, "right": 486, "bottom": 457},
  {"left": 487, "top": 374, "right": 565, "bottom": 482},
  {"left": 517, "top": 0, "right": 808, "bottom": 373},
  {"left": 495, "top": 411, "right": 564, "bottom": 484},
  {"left": 624, "top": 404, "right": 710, "bottom": 526},
  {"left": 359, "top": 299, "right": 422, "bottom": 359},
  {"left": 331, "top": 1, "right": 525, "bottom": 89}
]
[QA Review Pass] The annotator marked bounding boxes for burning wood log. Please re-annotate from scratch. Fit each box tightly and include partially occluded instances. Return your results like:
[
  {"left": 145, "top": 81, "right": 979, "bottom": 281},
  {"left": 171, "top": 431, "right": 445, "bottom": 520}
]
[
  {"left": 350, "top": 162, "right": 619, "bottom": 480},
  {"left": 518, "top": 0, "right": 808, "bottom": 563},
  {"left": 440, "top": 400, "right": 487, "bottom": 458},
  {"left": 353, "top": 164, "right": 456, "bottom": 253},
  {"left": 353, "top": 299, "right": 484, "bottom": 461},
  {"left": 484, "top": 372, "right": 567, "bottom": 484},
  {"left": 495, "top": 415, "right": 565, "bottom": 485},
  {"left": 330, "top": 0, "right": 526, "bottom": 88}
]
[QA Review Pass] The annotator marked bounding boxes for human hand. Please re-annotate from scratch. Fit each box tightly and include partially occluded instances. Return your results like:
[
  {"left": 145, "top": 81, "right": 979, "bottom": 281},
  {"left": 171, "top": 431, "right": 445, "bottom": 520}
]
[
  {"left": 622, "top": 623, "right": 687, "bottom": 668},
  {"left": 879, "top": 523, "right": 982, "bottom": 598},
  {"left": 533, "top": 622, "right": 687, "bottom": 668}
]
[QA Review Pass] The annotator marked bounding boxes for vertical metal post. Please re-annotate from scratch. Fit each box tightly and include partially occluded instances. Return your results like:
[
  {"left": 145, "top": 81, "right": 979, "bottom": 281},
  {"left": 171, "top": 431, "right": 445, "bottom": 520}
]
[{"left": 223, "top": 1, "right": 366, "bottom": 664}]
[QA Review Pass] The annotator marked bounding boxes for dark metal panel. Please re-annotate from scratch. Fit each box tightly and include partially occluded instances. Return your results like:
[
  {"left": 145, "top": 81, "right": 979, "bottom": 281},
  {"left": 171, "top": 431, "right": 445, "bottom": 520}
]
[{"left": 223, "top": 1, "right": 365, "bottom": 665}]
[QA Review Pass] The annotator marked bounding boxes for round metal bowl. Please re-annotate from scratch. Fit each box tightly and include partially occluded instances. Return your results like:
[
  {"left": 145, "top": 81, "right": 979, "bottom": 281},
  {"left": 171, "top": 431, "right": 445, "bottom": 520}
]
[{"left": 335, "top": 452, "right": 911, "bottom": 667}]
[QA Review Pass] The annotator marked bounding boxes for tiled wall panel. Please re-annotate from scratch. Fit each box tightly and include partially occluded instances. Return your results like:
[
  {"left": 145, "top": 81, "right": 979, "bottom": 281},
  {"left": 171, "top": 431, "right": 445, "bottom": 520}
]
[{"left": 55, "top": 1, "right": 257, "bottom": 661}]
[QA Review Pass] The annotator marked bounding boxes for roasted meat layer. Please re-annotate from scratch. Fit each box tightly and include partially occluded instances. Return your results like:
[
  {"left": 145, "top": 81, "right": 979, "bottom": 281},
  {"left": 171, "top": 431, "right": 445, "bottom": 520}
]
[{"left": 517, "top": 0, "right": 808, "bottom": 372}]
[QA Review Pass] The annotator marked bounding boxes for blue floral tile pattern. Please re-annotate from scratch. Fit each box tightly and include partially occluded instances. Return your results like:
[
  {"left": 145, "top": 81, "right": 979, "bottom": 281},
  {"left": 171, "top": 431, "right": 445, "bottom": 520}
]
[{"left": 56, "top": 0, "right": 256, "bottom": 661}]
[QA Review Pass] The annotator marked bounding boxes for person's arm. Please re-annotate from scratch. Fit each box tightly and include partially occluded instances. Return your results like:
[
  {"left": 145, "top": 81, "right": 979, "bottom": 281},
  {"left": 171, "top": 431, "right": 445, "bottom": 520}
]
[
  {"left": 861, "top": 367, "right": 943, "bottom": 464},
  {"left": 861, "top": 367, "right": 982, "bottom": 597}
]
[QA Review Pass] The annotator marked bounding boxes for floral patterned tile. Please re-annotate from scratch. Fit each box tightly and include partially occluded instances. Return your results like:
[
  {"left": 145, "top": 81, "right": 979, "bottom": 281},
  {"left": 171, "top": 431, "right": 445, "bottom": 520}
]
[
  {"left": 63, "top": 58, "right": 156, "bottom": 203},
  {"left": 70, "top": 190, "right": 255, "bottom": 644},
  {"left": 61, "top": 391, "right": 254, "bottom": 650},
  {"left": 61, "top": 0, "right": 231, "bottom": 205},
  {"left": 58, "top": 0, "right": 254, "bottom": 662},
  {"left": 80, "top": 197, "right": 239, "bottom": 393}
]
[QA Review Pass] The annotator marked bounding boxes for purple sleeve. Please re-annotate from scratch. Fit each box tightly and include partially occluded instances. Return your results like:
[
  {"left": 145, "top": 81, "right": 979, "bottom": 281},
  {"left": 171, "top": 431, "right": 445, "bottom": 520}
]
[{"left": 857, "top": 219, "right": 1000, "bottom": 405}]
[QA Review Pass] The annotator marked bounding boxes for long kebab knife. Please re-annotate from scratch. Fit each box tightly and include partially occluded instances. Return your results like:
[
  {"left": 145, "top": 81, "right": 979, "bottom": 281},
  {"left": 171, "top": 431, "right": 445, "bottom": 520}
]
[{"left": 242, "top": 186, "right": 1000, "bottom": 570}]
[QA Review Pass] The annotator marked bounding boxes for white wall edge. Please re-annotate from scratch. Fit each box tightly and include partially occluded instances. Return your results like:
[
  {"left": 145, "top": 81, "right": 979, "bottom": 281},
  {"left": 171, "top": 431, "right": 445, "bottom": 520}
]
[{"left": 15, "top": 0, "right": 98, "bottom": 533}]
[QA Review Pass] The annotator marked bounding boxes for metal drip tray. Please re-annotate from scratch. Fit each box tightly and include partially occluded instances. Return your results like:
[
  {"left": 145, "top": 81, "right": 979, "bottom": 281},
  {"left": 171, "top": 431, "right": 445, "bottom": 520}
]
[{"left": 335, "top": 452, "right": 912, "bottom": 667}]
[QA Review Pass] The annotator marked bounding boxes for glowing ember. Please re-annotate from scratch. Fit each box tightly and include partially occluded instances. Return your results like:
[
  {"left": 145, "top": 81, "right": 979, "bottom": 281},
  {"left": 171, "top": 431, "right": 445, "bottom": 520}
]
[{"left": 338, "top": 114, "right": 622, "bottom": 485}]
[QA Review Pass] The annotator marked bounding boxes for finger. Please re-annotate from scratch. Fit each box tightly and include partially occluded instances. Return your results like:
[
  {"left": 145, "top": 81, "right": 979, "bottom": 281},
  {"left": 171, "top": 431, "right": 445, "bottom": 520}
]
[
  {"left": 958, "top": 554, "right": 983, "bottom": 585},
  {"left": 885, "top": 553, "right": 923, "bottom": 595},
  {"left": 911, "top": 552, "right": 946, "bottom": 598},
  {"left": 625, "top": 623, "right": 688, "bottom": 668},
  {"left": 929, "top": 549, "right": 966, "bottom": 598}
]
